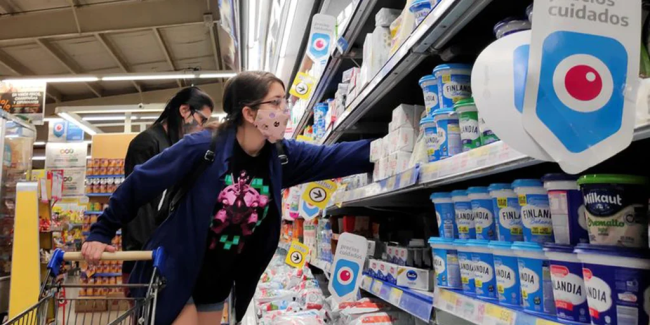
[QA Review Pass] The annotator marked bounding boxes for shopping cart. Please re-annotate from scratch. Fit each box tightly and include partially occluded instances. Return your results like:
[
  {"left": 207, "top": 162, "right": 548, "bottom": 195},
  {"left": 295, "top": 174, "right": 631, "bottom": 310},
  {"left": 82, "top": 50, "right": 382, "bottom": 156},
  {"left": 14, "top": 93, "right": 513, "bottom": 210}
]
[{"left": 3, "top": 248, "right": 165, "bottom": 325}]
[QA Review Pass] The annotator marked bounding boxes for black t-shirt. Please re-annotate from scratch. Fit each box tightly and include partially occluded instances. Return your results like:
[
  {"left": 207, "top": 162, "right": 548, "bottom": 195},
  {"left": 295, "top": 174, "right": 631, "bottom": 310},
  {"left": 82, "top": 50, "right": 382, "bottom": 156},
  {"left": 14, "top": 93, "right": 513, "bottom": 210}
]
[{"left": 192, "top": 140, "right": 275, "bottom": 304}]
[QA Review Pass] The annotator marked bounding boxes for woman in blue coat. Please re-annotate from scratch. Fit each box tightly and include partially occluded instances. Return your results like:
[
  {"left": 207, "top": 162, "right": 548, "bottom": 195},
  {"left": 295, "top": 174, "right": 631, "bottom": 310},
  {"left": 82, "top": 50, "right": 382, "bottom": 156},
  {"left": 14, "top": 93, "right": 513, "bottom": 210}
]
[{"left": 82, "top": 71, "right": 373, "bottom": 325}]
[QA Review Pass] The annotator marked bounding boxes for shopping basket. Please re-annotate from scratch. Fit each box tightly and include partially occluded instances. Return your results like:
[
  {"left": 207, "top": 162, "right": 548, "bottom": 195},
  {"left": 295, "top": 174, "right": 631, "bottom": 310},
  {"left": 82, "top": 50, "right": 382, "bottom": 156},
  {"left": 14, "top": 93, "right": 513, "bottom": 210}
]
[{"left": 3, "top": 248, "right": 165, "bottom": 325}]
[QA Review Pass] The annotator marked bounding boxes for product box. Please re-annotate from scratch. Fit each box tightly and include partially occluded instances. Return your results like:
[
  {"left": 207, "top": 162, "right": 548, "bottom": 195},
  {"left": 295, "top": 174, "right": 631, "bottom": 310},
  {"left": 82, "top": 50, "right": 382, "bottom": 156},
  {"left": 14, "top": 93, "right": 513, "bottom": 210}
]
[
  {"left": 367, "top": 259, "right": 379, "bottom": 278},
  {"left": 369, "top": 138, "right": 384, "bottom": 162},
  {"left": 392, "top": 104, "right": 424, "bottom": 130},
  {"left": 375, "top": 8, "right": 401, "bottom": 27},
  {"left": 342, "top": 67, "right": 360, "bottom": 84},
  {"left": 367, "top": 240, "right": 376, "bottom": 258},
  {"left": 396, "top": 266, "right": 433, "bottom": 291},
  {"left": 422, "top": 247, "right": 432, "bottom": 268},
  {"left": 376, "top": 261, "right": 388, "bottom": 280},
  {"left": 373, "top": 160, "right": 383, "bottom": 181},
  {"left": 387, "top": 126, "right": 417, "bottom": 153},
  {"left": 389, "top": 150, "right": 412, "bottom": 175},
  {"left": 385, "top": 262, "right": 398, "bottom": 285},
  {"left": 394, "top": 247, "right": 414, "bottom": 266},
  {"left": 380, "top": 156, "right": 392, "bottom": 179},
  {"left": 386, "top": 246, "right": 395, "bottom": 263}
]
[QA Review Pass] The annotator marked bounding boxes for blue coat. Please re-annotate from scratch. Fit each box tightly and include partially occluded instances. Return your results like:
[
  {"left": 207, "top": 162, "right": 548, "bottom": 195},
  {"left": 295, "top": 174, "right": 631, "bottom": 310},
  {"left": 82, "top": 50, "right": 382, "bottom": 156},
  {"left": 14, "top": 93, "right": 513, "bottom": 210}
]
[{"left": 87, "top": 127, "right": 373, "bottom": 324}]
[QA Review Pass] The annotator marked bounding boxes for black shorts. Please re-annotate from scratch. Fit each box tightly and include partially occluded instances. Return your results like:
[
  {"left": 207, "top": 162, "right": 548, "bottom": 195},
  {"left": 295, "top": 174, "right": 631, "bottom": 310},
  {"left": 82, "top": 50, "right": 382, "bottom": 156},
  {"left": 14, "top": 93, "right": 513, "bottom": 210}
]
[{"left": 190, "top": 242, "right": 237, "bottom": 304}]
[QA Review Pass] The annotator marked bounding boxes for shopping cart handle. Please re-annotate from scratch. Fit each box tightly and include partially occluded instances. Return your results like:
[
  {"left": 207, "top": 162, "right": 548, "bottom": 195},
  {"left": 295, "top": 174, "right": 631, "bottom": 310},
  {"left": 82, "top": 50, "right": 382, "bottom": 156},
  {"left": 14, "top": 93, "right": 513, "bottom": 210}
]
[{"left": 47, "top": 247, "right": 166, "bottom": 276}]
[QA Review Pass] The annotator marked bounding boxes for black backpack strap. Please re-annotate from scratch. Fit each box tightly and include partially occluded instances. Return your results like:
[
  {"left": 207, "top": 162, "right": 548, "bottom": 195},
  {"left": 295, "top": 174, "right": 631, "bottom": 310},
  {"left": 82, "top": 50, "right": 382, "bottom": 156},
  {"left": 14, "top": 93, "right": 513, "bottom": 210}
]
[
  {"left": 276, "top": 141, "right": 288, "bottom": 165},
  {"left": 170, "top": 130, "right": 219, "bottom": 212}
]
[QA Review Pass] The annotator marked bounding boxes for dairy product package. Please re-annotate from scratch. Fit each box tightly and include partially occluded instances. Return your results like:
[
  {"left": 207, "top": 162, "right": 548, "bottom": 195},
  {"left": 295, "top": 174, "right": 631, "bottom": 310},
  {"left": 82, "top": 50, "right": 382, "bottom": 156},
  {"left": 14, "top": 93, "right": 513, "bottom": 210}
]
[
  {"left": 367, "top": 240, "right": 377, "bottom": 258},
  {"left": 373, "top": 159, "right": 384, "bottom": 181},
  {"left": 369, "top": 138, "right": 384, "bottom": 162},
  {"left": 394, "top": 247, "right": 414, "bottom": 266},
  {"left": 385, "top": 262, "right": 398, "bottom": 284},
  {"left": 386, "top": 246, "right": 395, "bottom": 264},
  {"left": 389, "top": 150, "right": 411, "bottom": 175},
  {"left": 375, "top": 8, "right": 401, "bottom": 27},
  {"left": 387, "top": 126, "right": 417, "bottom": 153},
  {"left": 376, "top": 261, "right": 387, "bottom": 281},
  {"left": 396, "top": 266, "right": 433, "bottom": 291},
  {"left": 369, "top": 26, "right": 391, "bottom": 78},
  {"left": 392, "top": 104, "right": 425, "bottom": 130},
  {"left": 384, "top": 155, "right": 396, "bottom": 178},
  {"left": 367, "top": 259, "right": 379, "bottom": 278},
  {"left": 342, "top": 67, "right": 360, "bottom": 84}
]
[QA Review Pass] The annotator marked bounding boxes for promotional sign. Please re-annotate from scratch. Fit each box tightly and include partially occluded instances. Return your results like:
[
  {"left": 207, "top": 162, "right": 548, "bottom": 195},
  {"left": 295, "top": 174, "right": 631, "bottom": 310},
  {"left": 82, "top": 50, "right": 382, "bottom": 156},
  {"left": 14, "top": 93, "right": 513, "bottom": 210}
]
[
  {"left": 0, "top": 81, "right": 46, "bottom": 125},
  {"left": 285, "top": 240, "right": 310, "bottom": 268},
  {"left": 48, "top": 120, "right": 84, "bottom": 142},
  {"left": 301, "top": 180, "right": 338, "bottom": 209},
  {"left": 522, "top": 0, "right": 641, "bottom": 173},
  {"left": 45, "top": 142, "right": 88, "bottom": 169},
  {"left": 290, "top": 72, "right": 317, "bottom": 100},
  {"left": 299, "top": 200, "right": 320, "bottom": 220},
  {"left": 306, "top": 14, "right": 336, "bottom": 62},
  {"left": 61, "top": 167, "right": 86, "bottom": 197},
  {"left": 471, "top": 31, "right": 553, "bottom": 161},
  {"left": 328, "top": 233, "right": 368, "bottom": 303}
]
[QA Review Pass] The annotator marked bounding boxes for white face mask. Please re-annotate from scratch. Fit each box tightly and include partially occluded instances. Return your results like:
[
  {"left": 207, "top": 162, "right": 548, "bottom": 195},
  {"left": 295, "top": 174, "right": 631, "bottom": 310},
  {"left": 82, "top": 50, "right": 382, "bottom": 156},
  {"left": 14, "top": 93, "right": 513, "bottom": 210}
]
[{"left": 253, "top": 107, "right": 290, "bottom": 143}]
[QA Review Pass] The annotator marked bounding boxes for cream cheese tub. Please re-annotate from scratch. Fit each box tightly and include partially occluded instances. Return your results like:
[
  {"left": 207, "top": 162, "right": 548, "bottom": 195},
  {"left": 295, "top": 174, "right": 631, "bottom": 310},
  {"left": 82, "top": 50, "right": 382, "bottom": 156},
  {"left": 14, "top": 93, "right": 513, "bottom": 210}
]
[
  {"left": 488, "top": 183, "right": 523, "bottom": 242},
  {"left": 429, "top": 237, "right": 461, "bottom": 289},
  {"left": 544, "top": 243, "right": 590, "bottom": 324},
  {"left": 577, "top": 174, "right": 649, "bottom": 247},
  {"left": 454, "top": 98, "right": 481, "bottom": 152},
  {"left": 419, "top": 74, "right": 439, "bottom": 115},
  {"left": 575, "top": 244, "right": 650, "bottom": 325},
  {"left": 513, "top": 179, "right": 554, "bottom": 243},
  {"left": 452, "top": 190, "right": 475, "bottom": 239},
  {"left": 455, "top": 239, "right": 476, "bottom": 294},
  {"left": 542, "top": 173, "right": 589, "bottom": 245},
  {"left": 513, "top": 241, "right": 557, "bottom": 316}
]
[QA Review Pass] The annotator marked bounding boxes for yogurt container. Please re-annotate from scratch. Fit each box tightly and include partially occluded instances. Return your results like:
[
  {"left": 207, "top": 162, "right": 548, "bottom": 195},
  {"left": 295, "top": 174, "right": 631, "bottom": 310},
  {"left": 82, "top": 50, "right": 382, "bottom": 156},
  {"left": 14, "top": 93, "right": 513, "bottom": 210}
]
[
  {"left": 488, "top": 183, "right": 524, "bottom": 242},
  {"left": 575, "top": 244, "right": 650, "bottom": 325},
  {"left": 513, "top": 179, "right": 554, "bottom": 243},
  {"left": 454, "top": 98, "right": 481, "bottom": 152},
  {"left": 544, "top": 244, "right": 590, "bottom": 324},
  {"left": 493, "top": 17, "right": 531, "bottom": 39},
  {"left": 433, "top": 63, "right": 472, "bottom": 111},
  {"left": 420, "top": 117, "right": 439, "bottom": 162},
  {"left": 409, "top": 0, "right": 437, "bottom": 26},
  {"left": 419, "top": 74, "right": 439, "bottom": 115},
  {"left": 452, "top": 190, "right": 475, "bottom": 240},
  {"left": 455, "top": 239, "right": 476, "bottom": 294},
  {"left": 512, "top": 241, "right": 557, "bottom": 315},
  {"left": 433, "top": 109, "right": 461, "bottom": 159},
  {"left": 542, "top": 174, "right": 589, "bottom": 245},
  {"left": 466, "top": 239, "right": 497, "bottom": 299},
  {"left": 526, "top": 4, "right": 534, "bottom": 22},
  {"left": 428, "top": 237, "right": 461, "bottom": 289},
  {"left": 577, "top": 174, "right": 649, "bottom": 248},
  {"left": 479, "top": 116, "right": 500, "bottom": 145},
  {"left": 431, "top": 192, "right": 457, "bottom": 239},
  {"left": 489, "top": 241, "right": 522, "bottom": 307},
  {"left": 467, "top": 186, "right": 496, "bottom": 240}
]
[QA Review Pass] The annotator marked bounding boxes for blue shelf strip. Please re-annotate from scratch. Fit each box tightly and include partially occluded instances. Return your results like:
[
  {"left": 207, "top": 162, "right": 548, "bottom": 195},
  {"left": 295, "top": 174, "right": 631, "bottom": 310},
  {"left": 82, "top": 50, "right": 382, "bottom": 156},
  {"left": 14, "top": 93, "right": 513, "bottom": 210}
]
[
  {"left": 85, "top": 211, "right": 104, "bottom": 215},
  {"left": 360, "top": 275, "right": 433, "bottom": 323},
  {"left": 87, "top": 193, "right": 112, "bottom": 197},
  {"left": 86, "top": 175, "right": 124, "bottom": 179}
]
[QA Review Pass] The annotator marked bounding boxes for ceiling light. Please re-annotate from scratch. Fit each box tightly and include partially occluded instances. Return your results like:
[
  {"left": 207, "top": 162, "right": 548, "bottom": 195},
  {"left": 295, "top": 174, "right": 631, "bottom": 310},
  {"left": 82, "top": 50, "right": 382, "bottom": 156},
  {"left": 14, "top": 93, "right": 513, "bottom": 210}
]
[
  {"left": 34, "top": 141, "right": 46, "bottom": 146},
  {"left": 199, "top": 72, "right": 237, "bottom": 78},
  {"left": 32, "top": 156, "right": 45, "bottom": 161},
  {"left": 59, "top": 112, "right": 99, "bottom": 136},
  {"left": 82, "top": 115, "right": 139, "bottom": 121},
  {"left": 3, "top": 76, "right": 99, "bottom": 83},
  {"left": 248, "top": 0, "right": 258, "bottom": 44},
  {"left": 102, "top": 74, "right": 196, "bottom": 81},
  {"left": 279, "top": 0, "right": 298, "bottom": 58}
]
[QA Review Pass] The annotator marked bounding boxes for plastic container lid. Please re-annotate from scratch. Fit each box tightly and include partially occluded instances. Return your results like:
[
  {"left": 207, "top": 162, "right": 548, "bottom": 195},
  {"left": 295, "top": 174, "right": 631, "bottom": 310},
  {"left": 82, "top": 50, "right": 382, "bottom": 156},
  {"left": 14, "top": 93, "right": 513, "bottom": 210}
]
[
  {"left": 454, "top": 98, "right": 476, "bottom": 109},
  {"left": 429, "top": 237, "right": 457, "bottom": 250},
  {"left": 433, "top": 63, "right": 473, "bottom": 74},
  {"left": 577, "top": 174, "right": 648, "bottom": 186},
  {"left": 420, "top": 116, "right": 435, "bottom": 126},
  {"left": 466, "top": 239, "right": 490, "bottom": 247},
  {"left": 488, "top": 240, "right": 512, "bottom": 251},
  {"left": 541, "top": 173, "right": 579, "bottom": 182},
  {"left": 419, "top": 74, "right": 436, "bottom": 86},
  {"left": 430, "top": 192, "right": 452, "bottom": 200},
  {"left": 493, "top": 17, "right": 530, "bottom": 34},
  {"left": 512, "top": 179, "right": 543, "bottom": 188},
  {"left": 467, "top": 186, "right": 489, "bottom": 194},
  {"left": 573, "top": 243, "right": 650, "bottom": 259},
  {"left": 432, "top": 109, "right": 457, "bottom": 121},
  {"left": 543, "top": 243, "right": 574, "bottom": 254},
  {"left": 454, "top": 239, "right": 468, "bottom": 246},
  {"left": 511, "top": 241, "right": 543, "bottom": 252},
  {"left": 411, "top": 0, "right": 432, "bottom": 7},
  {"left": 487, "top": 183, "right": 512, "bottom": 191},
  {"left": 451, "top": 190, "right": 468, "bottom": 197}
]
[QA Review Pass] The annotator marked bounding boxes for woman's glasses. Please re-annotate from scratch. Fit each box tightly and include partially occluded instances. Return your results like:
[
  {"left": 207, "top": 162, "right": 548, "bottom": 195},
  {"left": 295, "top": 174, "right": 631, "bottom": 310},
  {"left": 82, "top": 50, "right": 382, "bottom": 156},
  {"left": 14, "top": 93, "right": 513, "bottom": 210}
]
[
  {"left": 256, "top": 98, "right": 288, "bottom": 110},
  {"left": 193, "top": 110, "right": 210, "bottom": 126}
]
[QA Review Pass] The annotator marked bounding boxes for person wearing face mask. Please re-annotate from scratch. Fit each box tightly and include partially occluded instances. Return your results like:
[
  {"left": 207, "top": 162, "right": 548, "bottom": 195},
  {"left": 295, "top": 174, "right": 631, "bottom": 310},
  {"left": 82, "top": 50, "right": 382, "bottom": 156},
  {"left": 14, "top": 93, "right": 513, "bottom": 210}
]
[
  {"left": 121, "top": 87, "right": 214, "bottom": 284},
  {"left": 81, "top": 71, "right": 373, "bottom": 325}
]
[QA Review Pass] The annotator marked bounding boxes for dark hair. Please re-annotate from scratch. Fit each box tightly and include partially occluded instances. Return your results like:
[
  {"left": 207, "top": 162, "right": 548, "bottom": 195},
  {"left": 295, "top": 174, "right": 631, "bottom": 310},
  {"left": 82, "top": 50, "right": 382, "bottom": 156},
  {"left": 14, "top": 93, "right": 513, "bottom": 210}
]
[
  {"left": 220, "top": 71, "right": 285, "bottom": 130},
  {"left": 154, "top": 86, "right": 214, "bottom": 144}
]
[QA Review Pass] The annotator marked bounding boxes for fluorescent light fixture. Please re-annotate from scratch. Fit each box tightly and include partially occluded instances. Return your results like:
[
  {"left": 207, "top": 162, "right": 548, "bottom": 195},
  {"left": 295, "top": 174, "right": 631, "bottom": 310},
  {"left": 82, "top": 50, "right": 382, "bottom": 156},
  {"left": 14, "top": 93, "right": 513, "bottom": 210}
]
[
  {"left": 82, "top": 115, "right": 139, "bottom": 121},
  {"left": 32, "top": 156, "right": 45, "bottom": 161},
  {"left": 43, "top": 117, "right": 62, "bottom": 122},
  {"left": 248, "top": 0, "right": 257, "bottom": 44},
  {"left": 3, "top": 76, "right": 99, "bottom": 83},
  {"left": 138, "top": 116, "right": 159, "bottom": 120},
  {"left": 199, "top": 72, "right": 237, "bottom": 78},
  {"left": 34, "top": 141, "right": 46, "bottom": 146},
  {"left": 59, "top": 112, "right": 99, "bottom": 136},
  {"left": 279, "top": 0, "right": 298, "bottom": 58},
  {"left": 102, "top": 74, "right": 196, "bottom": 81}
]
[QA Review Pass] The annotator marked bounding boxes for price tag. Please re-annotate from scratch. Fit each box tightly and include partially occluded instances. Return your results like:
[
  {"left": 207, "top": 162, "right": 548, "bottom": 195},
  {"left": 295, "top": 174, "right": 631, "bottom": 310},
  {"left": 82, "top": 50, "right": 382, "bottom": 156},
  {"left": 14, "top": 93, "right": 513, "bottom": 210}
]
[
  {"left": 389, "top": 288, "right": 402, "bottom": 305},
  {"left": 438, "top": 290, "right": 457, "bottom": 313},
  {"left": 399, "top": 169, "right": 414, "bottom": 188},
  {"left": 420, "top": 163, "right": 440, "bottom": 182},
  {"left": 484, "top": 304, "right": 515, "bottom": 325},
  {"left": 371, "top": 280, "right": 383, "bottom": 295},
  {"left": 535, "top": 319, "right": 562, "bottom": 325},
  {"left": 385, "top": 176, "right": 396, "bottom": 191},
  {"left": 360, "top": 276, "right": 371, "bottom": 290}
]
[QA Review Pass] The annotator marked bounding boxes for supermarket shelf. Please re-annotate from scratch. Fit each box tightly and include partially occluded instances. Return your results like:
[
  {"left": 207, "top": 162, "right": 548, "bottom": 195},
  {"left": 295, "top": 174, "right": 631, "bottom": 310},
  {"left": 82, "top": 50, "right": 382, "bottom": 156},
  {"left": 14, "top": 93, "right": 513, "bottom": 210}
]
[
  {"left": 321, "top": 0, "right": 493, "bottom": 145},
  {"left": 360, "top": 275, "right": 434, "bottom": 323},
  {"left": 434, "top": 288, "right": 562, "bottom": 325},
  {"left": 87, "top": 193, "right": 112, "bottom": 197},
  {"left": 291, "top": 0, "right": 376, "bottom": 138},
  {"left": 86, "top": 174, "right": 123, "bottom": 179}
]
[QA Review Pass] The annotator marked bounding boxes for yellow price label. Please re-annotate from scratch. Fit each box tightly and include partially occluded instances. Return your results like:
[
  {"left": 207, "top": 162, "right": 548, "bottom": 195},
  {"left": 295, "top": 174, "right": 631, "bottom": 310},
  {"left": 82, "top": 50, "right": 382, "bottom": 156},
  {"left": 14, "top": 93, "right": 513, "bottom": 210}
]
[
  {"left": 442, "top": 75, "right": 451, "bottom": 83},
  {"left": 497, "top": 197, "right": 507, "bottom": 208},
  {"left": 285, "top": 240, "right": 310, "bottom": 268},
  {"left": 390, "top": 288, "right": 403, "bottom": 304},
  {"left": 536, "top": 319, "right": 561, "bottom": 325},
  {"left": 476, "top": 226, "right": 483, "bottom": 233},
  {"left": 497, "top": 284, "right": 504, "bottom": 294},
  {"left": 386, "top": 176, "right": 396, "bottom": 189},
  {"left": 485, "top": 304, "right": 513, "bottom": 324},
  {"left": 371, "top": 280, "right": 382, "bottom": 295},
  {"left": 475, "top": 279, "right": 483, "bottom": 287},
  {"left": 439, "top": 289, "right": 457, "bottom": 305},
  {"left": 518, "top": 195, "right": 527, "bottom": 205},
  {"left": 458, "top": 226, "right": 469, "bottom": 233},
  {"left": 522, "top": 290, "right": 528, "bottom": 299}
]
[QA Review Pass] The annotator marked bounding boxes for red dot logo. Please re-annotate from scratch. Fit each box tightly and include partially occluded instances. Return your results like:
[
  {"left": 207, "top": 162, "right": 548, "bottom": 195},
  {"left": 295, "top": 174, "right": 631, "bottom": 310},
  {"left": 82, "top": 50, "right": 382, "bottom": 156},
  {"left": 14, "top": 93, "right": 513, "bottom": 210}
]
[
  {"left": 565, "top": 65, "right": 602, "bottom": 101},
  {"left": 337, "top": 266, "right": 354, "bottom": 285},
  {"left": 314, "top": 38, "right": 327, "bottom": 51},
  {"left": 553, "top": 54, "right": 613, "bottom": 113}
]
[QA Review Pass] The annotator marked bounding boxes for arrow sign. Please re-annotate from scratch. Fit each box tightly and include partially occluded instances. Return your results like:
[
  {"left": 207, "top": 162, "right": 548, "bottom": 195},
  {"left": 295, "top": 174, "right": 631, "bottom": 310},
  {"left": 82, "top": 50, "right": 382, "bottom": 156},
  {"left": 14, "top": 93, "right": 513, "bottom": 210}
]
[{"left": 286, "top": 240, "right": 309, "bottom": 269}]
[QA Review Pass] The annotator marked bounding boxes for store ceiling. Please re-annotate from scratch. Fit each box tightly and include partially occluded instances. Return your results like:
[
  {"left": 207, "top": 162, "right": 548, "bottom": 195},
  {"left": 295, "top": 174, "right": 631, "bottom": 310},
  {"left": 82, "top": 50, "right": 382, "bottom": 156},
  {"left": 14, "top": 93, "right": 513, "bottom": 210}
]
[{"left": 0, "top": 0, "right": 230, "bottom": 103}]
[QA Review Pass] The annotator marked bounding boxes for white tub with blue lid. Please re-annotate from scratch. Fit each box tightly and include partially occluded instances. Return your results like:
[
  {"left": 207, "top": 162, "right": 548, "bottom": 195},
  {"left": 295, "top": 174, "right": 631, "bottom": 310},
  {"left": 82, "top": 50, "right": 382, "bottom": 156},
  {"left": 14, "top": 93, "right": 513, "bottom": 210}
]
[
  {"left": 452, "top": 190, "right": 475, "bottom": 239},
  {"left": 419, "top": 74, "right": 439, "bottom": 115},
  {"left": 420, "top": 116, "right": 439, "bottom": 162},
  {"left": 488, "top": 183, "right": 523, "bottom": 242},
  {"left": 455, "top": 239, "right": 476, "bottom": 294},
  {"left": 513, "top": 179, "right": 554, "bottom": 243},
  {"left": 542, "top": 174, "right": 589, "bottom": 246},
  {"left": 493, "top": 17, "right": 531, "bottom": 39},
  {"left": 431, "top": 192, "right": 457, "bottom": 239},
  {"left": 513, "top": 241, "right": 557, "bottom": 315},
  {"left": 433, "top": 63, "right": 472, "bottom": 111},
  {"left": 428, "top": 237, "right": 461, "bottom": 289},
  {"left": 432, "top": 109, "right": 461, "bottom": 158},
  {"left": 466, "top": 239, "right": 497, "bottom": 299},
  {"left": 409, "top": 0, "right": 438, "bottom": 26},
  {"left": 467, "top": 186, "right": 496, "bottom": 240},
  {"left": 544, "top": 243, "right": 590, "bottom": 324},
  {"left": 575, "top": 244, "right": 650, "bottom": 325},
  {"left": 489, "top": 241, "right": 521, "bottom": 306}
]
